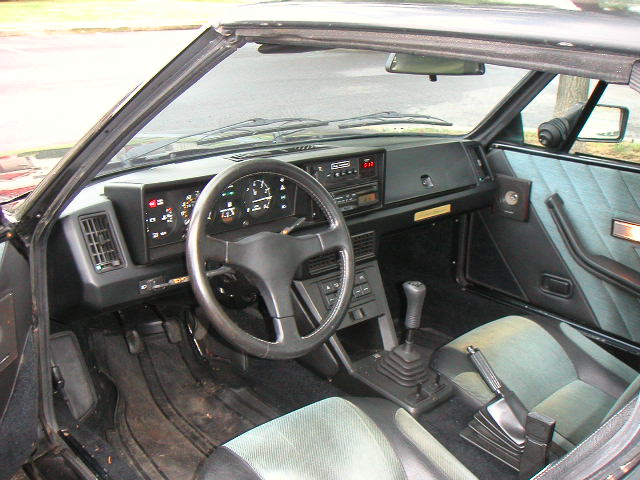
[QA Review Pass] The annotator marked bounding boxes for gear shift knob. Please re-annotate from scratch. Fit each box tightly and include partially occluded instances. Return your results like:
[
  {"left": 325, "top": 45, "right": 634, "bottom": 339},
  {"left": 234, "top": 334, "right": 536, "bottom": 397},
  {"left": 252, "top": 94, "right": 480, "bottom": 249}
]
[{"left": 403, "top": 281, "right": 426, "bottom": 330}]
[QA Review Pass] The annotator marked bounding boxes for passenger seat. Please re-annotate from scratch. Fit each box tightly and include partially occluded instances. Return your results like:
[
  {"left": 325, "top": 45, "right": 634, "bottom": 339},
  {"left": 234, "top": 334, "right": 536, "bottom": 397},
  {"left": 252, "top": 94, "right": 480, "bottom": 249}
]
[{"left": 432, "top": 315, "right": 639, "bottom": 451}]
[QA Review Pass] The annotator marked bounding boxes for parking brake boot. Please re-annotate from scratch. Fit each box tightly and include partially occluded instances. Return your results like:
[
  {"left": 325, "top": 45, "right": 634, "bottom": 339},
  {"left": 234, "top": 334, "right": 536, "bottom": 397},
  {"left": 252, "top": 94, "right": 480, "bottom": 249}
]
[{"left": 461, "top": 346, "right": 556, "bottom": 473}]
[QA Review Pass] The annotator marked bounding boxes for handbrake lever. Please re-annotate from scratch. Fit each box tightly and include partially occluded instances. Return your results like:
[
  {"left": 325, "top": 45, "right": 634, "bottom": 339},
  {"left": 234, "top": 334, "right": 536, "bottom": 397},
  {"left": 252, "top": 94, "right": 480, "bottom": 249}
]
[{"left": 467, "top": 346, "right": 529, "bottom": 445}]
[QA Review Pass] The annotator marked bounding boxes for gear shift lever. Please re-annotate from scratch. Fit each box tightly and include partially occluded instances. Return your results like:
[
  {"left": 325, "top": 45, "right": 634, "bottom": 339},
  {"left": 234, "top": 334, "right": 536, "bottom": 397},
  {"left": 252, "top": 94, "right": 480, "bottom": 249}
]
[
  {"left": 377, "top": 281, "right": 429, "bottom": 388},
  {"left": 403, "top": 280, "right": 426, "bottom": 346}
]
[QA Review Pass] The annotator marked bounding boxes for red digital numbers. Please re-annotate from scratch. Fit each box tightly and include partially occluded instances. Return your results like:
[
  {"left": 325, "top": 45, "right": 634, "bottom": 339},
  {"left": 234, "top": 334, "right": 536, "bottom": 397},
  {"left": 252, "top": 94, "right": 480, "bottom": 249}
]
[{"left": 362, "top": 160, "right": 375, "bottom": 169}]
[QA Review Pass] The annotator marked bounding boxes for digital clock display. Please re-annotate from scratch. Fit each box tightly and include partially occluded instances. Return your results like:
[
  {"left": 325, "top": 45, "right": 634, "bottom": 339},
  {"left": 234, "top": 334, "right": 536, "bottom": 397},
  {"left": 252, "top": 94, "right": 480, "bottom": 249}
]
[
  {"left": 359, "top": 156, "right": 377, "bottom": 177},
  {"left": 360, "top": 156, "right": 376, "bottom": 169}
]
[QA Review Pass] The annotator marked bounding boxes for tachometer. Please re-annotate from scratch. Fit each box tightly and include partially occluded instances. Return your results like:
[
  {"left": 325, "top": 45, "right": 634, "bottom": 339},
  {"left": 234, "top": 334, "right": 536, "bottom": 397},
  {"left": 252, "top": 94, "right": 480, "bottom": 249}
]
[
  {"left": 244, "top": 178, "right": 272, "bottom": 218},
  {"left": 179, "top": 190, "right": 200, "bottom": 225}
]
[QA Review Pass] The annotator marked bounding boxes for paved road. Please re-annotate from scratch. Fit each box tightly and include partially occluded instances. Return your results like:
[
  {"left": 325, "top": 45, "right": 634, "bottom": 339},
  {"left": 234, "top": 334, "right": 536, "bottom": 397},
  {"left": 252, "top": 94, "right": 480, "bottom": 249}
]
[
  {"left": 1, "top": 31, "right": 638, "bottom": 155},
  {"left": 0, "top": 30, "right": 196, "bottom": 153}
]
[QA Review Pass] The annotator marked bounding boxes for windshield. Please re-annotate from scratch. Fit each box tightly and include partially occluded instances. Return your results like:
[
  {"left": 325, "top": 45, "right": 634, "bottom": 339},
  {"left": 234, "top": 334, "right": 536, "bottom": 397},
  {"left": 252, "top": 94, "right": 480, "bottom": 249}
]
[
  {"left": 1, "top": 44, "right": 528, "bottom": 210},
  {"left": 104, "top": 46, "right": 528, "bottom": 173}
]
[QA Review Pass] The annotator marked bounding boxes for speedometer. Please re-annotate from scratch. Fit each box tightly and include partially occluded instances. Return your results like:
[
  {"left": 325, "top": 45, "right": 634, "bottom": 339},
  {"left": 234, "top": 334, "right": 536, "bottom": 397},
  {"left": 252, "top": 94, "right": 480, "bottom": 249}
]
[{"left": 244, "top": 179, "right": 272, "bottom": 218}]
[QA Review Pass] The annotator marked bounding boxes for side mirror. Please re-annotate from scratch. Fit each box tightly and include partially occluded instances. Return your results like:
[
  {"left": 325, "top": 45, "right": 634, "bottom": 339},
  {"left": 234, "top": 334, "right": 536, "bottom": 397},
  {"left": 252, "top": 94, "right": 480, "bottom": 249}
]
[
  {"left": 385, "top": 53, "right": 485, "bottom": 77},
  {"left": 538, "top": 104, "right": 584, "bottom": 149},
  {"left": 577, "top": 105, "right": 629, "bottom": 143}
]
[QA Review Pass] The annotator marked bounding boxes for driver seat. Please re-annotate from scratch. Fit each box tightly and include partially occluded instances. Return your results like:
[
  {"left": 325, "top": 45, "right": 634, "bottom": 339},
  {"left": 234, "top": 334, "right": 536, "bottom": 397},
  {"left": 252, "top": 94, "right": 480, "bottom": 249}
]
[{"left": 197, "top": 396, "right": 478, "bottom": 480}]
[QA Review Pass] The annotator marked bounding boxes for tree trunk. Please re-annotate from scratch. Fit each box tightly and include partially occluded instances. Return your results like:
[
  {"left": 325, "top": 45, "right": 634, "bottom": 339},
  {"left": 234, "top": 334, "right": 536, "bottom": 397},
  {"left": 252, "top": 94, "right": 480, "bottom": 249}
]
[{"left": 554, "top": 75, "right": 590, "bottom": 117}]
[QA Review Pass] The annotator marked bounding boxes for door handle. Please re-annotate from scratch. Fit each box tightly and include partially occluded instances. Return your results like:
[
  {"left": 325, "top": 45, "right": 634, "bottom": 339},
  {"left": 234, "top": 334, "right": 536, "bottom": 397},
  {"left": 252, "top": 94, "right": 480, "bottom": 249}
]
[{"left": 546, "top": 193, "right": 640, "bottom": 297}]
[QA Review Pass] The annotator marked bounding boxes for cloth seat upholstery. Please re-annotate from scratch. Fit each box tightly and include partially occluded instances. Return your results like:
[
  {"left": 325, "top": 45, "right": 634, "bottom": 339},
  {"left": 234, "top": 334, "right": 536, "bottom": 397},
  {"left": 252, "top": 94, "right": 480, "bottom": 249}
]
[{"left": 197, "top": 396, "right": 478, "bottom": 480}]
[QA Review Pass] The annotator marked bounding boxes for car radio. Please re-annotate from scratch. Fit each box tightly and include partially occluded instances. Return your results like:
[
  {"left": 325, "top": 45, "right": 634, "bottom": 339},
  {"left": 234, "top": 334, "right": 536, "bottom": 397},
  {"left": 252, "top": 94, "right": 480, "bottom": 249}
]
[{"left": 305, "top": 152, "right": 383, "bottom": 215}]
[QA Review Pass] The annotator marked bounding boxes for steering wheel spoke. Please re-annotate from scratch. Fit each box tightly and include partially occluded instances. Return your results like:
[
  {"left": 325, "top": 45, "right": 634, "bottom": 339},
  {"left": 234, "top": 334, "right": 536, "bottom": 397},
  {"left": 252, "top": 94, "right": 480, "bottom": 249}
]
[
  {"left": 273, "top": 316, "right": 301, "bottom": 345},
  {"left": 203, "top": 235, "right": 229, "bottom": 262},
  {"left": 289, "top": 226, "right": 346, "bottom": 264},
  {"left": 316, "top": 226, "right": 347, "bottom": 253},
  {"left": 256, "top": 276, "right": 297, "bottom": 321}
]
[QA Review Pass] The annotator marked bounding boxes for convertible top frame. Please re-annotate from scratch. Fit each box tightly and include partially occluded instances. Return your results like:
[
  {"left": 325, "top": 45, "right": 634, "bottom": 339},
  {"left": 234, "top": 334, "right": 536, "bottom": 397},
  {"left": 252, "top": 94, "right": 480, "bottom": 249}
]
[{"left": 215, "top": 1, "right": 640, "bottom": 84}]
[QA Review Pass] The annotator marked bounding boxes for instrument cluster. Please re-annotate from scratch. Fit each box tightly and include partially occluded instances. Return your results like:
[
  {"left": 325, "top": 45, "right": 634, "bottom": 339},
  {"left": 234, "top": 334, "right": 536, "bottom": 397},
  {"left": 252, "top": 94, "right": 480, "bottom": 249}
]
[{"left": 144, "top": 174, "right": 296, "bottom": 247}]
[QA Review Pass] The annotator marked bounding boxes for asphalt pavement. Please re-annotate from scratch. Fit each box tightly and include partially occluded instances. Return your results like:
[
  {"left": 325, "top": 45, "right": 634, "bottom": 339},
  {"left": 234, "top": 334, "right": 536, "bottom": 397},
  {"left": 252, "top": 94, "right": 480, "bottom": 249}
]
[{"left": 0, "top": 30, "right": 196, "bottom": 153}]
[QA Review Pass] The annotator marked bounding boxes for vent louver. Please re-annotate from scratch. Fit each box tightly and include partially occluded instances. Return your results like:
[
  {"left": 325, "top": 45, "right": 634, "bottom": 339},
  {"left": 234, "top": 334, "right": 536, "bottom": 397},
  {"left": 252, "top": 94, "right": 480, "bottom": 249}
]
[
  {"left": 306, "top": 231, "right": 375, "bottom": 276},
  {"left": 79, "top": 213, "right": 123, "bottom": 273},
  {"left": 228, "top": 144, "right": 333, "bottom": 161}
]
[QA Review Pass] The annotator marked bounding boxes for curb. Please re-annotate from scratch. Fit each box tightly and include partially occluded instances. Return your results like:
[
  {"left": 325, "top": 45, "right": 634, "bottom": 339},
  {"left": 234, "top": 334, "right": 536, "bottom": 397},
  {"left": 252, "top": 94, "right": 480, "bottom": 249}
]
[{"left": 0, "top": 23, "right": 204, "bottom": 37}]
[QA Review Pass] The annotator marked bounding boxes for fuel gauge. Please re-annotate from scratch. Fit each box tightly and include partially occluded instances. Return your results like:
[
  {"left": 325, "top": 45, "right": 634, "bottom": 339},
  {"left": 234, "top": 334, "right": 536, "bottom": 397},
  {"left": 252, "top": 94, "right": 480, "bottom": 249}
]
[{"left": 218, "top": 199, "right": 240, "bottom": 224}]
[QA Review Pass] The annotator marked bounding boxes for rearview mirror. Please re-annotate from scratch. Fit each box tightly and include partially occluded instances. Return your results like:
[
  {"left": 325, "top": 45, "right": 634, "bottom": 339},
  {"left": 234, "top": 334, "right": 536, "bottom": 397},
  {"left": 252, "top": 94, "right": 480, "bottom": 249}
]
[
  {"left": 577, "top": 105, "right": 629, "bottom": 143},
  {"left": 385, "top": 53, "right": 485, "bottom": 76}
]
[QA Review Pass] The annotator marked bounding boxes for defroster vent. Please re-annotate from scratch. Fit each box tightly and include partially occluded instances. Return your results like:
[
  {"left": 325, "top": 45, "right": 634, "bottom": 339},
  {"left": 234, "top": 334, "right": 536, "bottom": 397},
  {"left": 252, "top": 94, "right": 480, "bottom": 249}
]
[
  {"left": 79, "top": 213, "right": 123, "bottom": 273},
  {"left": 306, "top": 231, "right": 375, "bottom": 275}
]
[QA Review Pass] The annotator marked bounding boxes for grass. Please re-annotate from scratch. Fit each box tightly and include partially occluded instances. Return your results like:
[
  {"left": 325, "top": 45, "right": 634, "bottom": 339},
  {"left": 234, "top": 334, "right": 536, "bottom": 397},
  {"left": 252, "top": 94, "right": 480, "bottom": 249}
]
[
  {"left": 524, "top": 130, "right": 640, "bottom": 164},
  {"left": 0, "top": 0, "right": 247, "bottom": 30}
]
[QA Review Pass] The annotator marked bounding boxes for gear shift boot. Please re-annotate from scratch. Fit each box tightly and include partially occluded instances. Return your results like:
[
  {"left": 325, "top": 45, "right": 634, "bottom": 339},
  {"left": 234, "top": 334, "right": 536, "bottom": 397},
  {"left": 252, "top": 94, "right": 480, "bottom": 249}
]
[{"left": 377, "top": 281, "right": 432, "bottom": 388}]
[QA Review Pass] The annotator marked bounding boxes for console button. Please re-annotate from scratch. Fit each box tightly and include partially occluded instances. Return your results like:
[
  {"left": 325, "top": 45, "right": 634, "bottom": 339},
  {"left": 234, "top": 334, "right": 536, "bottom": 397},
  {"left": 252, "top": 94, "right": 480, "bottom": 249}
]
[
  {"left": 326, "top": 293, "right": 337, "bottom": 307},
  {"left": 350, "top": 308, "right": 366, "bottom": 321},
  {"left": 321, "top": 281, "right": 336, "bottom": 293},
  {"left": 361, "top": 283, "right": 371, "bottom": 296},
  {"left": 353, "top": 286, "right": 363, "bottom": 297},
  {"left": 355, "top": 272, "right": 367, "bottom": 284}
]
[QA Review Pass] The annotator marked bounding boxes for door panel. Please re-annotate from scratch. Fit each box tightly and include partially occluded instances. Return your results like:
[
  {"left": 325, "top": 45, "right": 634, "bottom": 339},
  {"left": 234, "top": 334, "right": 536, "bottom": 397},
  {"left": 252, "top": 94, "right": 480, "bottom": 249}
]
[
  {"left": 0, "top": 242, "right": 38, "bottom": 480},
  {"left": 467, "top": 147, "right": 640, "bottom": 343}
]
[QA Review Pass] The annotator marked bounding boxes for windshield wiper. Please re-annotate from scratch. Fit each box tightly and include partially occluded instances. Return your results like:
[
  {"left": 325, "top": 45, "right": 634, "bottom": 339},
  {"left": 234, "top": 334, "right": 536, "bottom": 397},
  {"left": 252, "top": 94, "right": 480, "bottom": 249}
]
[
  {"left": 120, "top": 117, "right": 329, "bottom": 165},
  {"left": 334, "top": 111, "right": 452, "bottom": 129},
  {"left": 195, "top": 117, "right": 328, "bottom": 146}
]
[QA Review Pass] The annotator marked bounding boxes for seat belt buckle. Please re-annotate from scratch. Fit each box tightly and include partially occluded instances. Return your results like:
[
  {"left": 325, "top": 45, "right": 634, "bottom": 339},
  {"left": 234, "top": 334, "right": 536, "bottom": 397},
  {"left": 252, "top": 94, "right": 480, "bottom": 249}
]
[{"left": 519, "top": 412, "right": 555, "bottom": 480}]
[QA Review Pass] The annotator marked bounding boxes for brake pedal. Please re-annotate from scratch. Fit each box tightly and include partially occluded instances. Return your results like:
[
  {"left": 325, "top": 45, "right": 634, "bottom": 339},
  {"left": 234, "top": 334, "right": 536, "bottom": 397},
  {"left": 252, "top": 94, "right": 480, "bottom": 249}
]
[
  {"left": 125, "top": 328, "right": 144, "bottom": 355},
  {"left": 163, "top": 318, "right": 183, "bottom": 344}
]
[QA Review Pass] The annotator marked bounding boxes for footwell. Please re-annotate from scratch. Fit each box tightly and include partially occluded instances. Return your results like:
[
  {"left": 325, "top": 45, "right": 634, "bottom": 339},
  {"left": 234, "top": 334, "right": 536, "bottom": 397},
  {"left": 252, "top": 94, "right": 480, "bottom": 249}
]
[{"left": 86, "top": 326, "right": 277, "bottom": 480}]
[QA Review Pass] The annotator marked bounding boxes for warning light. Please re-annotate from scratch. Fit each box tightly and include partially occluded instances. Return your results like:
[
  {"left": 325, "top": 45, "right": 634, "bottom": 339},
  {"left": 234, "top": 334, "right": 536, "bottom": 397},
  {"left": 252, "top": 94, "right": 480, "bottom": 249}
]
[{"left": 148, "top": 199, "right": 158, "bottom": 209}]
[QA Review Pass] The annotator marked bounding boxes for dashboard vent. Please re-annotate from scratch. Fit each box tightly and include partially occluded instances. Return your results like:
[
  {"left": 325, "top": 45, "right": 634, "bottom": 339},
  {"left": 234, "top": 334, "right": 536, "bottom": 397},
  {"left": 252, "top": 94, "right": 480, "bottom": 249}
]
[
  {"left": 79, "top": 213, "right": 123, "bottom": 273},
  {"left": 306, "top": 231, "right": 376, "bottom": 276},
  {"left": 228, "top": 144, "right": 334, "bottom": 161}
]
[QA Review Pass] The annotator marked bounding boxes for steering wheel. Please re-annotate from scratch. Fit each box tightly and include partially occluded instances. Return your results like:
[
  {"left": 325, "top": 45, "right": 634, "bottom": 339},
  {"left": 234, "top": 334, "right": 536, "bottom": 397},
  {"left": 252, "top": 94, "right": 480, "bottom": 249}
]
[{"left": 186, "top": 159, "right": 355, "bottom": 360}]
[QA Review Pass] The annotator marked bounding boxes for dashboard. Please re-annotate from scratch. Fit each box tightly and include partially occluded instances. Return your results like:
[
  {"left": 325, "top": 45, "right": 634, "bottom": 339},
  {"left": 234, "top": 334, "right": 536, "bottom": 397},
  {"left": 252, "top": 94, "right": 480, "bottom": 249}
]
[{"left": 50, "top": 138, "right": 495, "bottom": 314}]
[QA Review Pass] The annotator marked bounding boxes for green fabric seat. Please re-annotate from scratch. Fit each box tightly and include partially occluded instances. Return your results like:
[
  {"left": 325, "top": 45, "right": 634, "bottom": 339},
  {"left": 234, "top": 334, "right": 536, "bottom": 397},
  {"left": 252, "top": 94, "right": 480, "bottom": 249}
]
[
  {"left": 198, "top": 397, "right": 479, "bottom": 480},
  {"left": 432, "top": 315, "right": 639, "bottom": 450}
]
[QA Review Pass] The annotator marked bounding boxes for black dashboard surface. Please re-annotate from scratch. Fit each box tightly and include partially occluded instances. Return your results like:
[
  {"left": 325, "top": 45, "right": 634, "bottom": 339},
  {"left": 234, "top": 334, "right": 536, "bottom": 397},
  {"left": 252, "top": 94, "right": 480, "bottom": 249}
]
[{"left": 50, "top": 137, "right": 495, "bottom": 314}]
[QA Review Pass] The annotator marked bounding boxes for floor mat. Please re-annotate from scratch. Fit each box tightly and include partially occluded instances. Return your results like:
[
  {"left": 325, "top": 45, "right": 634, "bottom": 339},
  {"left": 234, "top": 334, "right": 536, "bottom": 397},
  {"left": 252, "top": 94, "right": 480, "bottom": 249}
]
[
  {"left": 91, "top": 329, "right": 277, "bottom": 480},
  {"left": 242, "top": 357, "right": 345, "bottom": 414}
]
